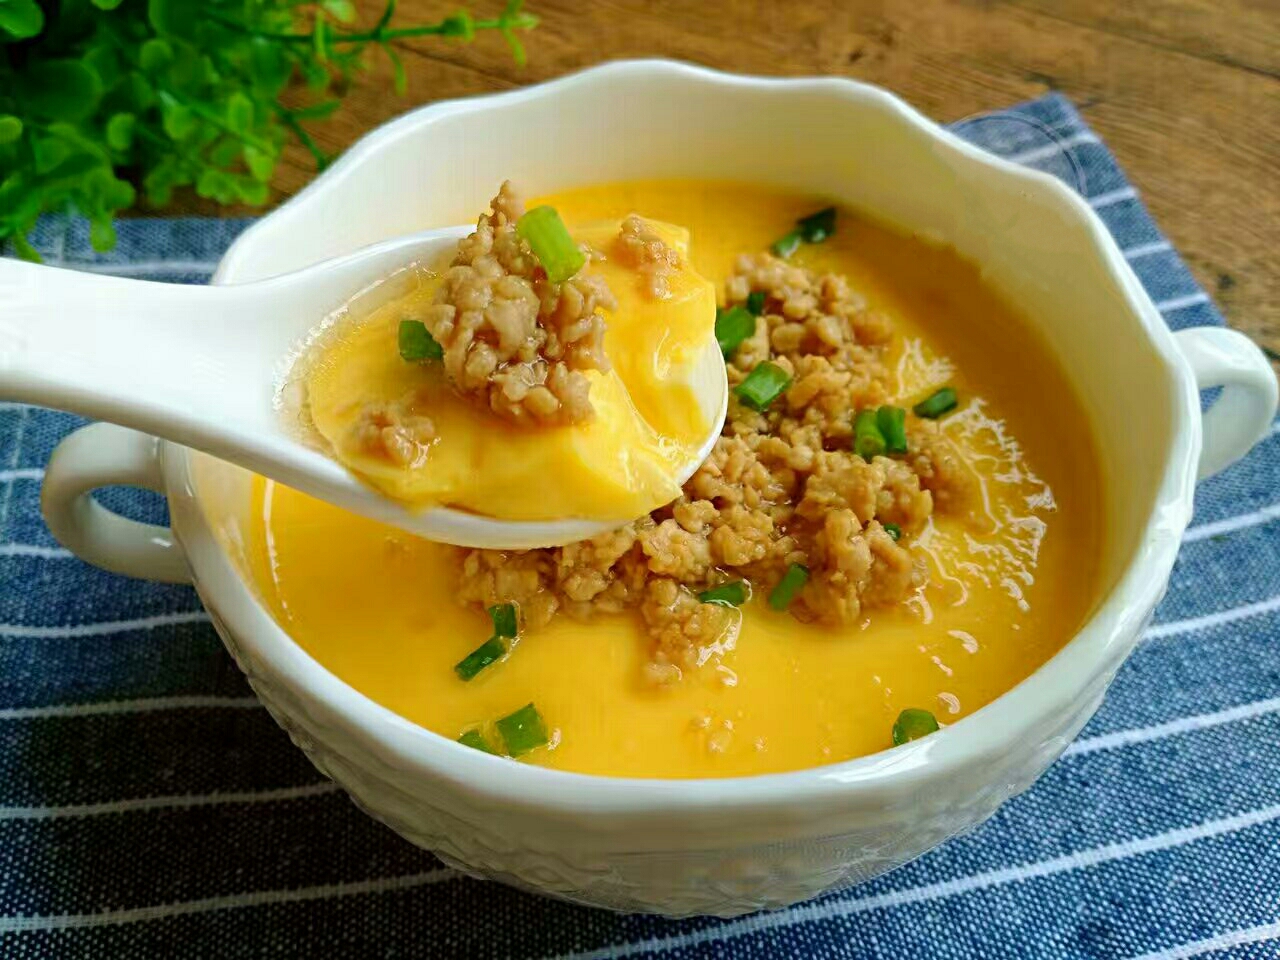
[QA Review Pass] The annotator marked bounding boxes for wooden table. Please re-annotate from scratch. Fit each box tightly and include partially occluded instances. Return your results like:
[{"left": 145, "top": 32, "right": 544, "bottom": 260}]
[{"left": 196, "top": 0, "right": 1280, "bottom": 357}]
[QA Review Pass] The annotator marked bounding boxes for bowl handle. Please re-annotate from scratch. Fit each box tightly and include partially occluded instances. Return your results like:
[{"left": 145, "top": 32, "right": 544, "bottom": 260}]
[
  {"left": 40, "top": 423, "right": 192, "bottom": 584},
  {"left": 1173, "top": 327, "right": 1279, "bottom": 480}
]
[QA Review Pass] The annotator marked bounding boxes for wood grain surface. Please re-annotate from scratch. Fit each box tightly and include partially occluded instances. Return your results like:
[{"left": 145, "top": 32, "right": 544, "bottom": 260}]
[{"left": 167, "top": 0, "right": 1280, "bottom": 356}]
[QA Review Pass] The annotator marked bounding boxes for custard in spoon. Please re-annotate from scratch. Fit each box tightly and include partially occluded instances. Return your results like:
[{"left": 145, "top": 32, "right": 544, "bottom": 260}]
[{"left": 303, "top": 183, "right": 723, "bottom": 524}]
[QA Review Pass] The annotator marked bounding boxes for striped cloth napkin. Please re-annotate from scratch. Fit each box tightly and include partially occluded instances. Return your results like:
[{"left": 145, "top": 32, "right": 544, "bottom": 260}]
[{"left": 2, "top": 93, "right": 1277, "bottom": 959}]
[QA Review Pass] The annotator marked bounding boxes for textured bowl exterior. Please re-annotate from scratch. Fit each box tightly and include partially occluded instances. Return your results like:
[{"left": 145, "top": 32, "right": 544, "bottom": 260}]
[
  {"left": 202, "top": 585, "right": 1134, "bottom": 916},
  {"left": 157, "top": 61, "right": 1198, "bottom": 916}
]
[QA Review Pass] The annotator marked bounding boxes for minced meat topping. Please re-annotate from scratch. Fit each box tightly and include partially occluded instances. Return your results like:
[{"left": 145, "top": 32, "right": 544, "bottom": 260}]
[
  {"left": 613, "top": 214, "right": 681, "bottom": 299},
  {"left": 419, "top": 182, "right": 615, "bottom": 427},
  {"left": 455, "top": 250, "right": 975, "bottom": 684},
  {"left": 352, "top": 402, "right": 437, "bottom": 468}
]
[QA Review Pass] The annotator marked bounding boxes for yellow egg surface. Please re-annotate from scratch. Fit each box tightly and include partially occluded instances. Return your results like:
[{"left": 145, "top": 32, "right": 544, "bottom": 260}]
[{"left": 250, "top": 181, "right": 1104, "bottom": 779}]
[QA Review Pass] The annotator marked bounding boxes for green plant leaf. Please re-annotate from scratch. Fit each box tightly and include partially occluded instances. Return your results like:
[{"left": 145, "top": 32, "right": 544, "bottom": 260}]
[
  {"left": 301, "top": 57, "right": 330, "bottom": 92},
  {"left": 45, "top": 121, "right": 103, "bottom": 156},
  {"left": 42, "top": 153, "right": 102, "bottom": 182},
  {"left": 159, "top": 94, "right": 196, "bottom": 140},
  {"left": 0, "top": 0, "right": 538, "bottom": 258},
  {"left": 31, "top": 136, "right": 72, "bottom": 174},
  {"left": 208, "top": 136, "right": 241, "bottom": 167},
  {"left": 0, "top": 171, "right": 36, "bottom": 215},
  {"left": 95, "top": 171, "right": 136, "bottom": 210},
  {"left": 123, "top": 72, "right": 157, "bottom": 110},
  {"left": 243, "top": 144, "right": 276, "bottom": 182},
  {"left": 191, "top": 123, "right": 220, "bottom": 152},
  {"left": 143, "top": 156, "right": 184, "bottom": 206},
  {"left": 147, "top": 0, "right": 197, "bottom": 39},
  {"left": 200, "top": 53, "right": 221, "bottom": 86},
  {"left": 226, "top": 92, "right": 254, "bottom": 133},
  {"left": 11, "top": 232, "right": 41, "bottom": 262},
  {"left": 0, "top": 0, "right": 44, "bottom": 39},
  {"left": 106, "top": 112, "right": 136, "bottom": 150},
  {"left": 235, "top": 176, "right": 269, "bottom": 205},
  {"left": 0, "top": 115, "right": 22, "bottom": 145},
  {"left": 321, "top": 0, "right": 356, "bottom": 24},
  {"left": 139, "top": 38, "right": 174, "bottom": 73},
  {"left": 16, "top": 60, "right": 103, "bottom": 121},
  {"left": 89, "top": 217, "right": 117, "bottom": 251},
  {"left": 84, "top": 45, "right": 121, "bottom": 89},
  {"left": 249, "top": 38, "right": 292, "bottom": 96},
  {"left": 196, "top": 167, "right": 238, "bottom": 203}
]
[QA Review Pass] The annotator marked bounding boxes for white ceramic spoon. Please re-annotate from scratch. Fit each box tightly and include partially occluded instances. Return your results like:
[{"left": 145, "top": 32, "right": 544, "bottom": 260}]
[{"left": 0, "top": 226, "right": 728, "bottom": 549}]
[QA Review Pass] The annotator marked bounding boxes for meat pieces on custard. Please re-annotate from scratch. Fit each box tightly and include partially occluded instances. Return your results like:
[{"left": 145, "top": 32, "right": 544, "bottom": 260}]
[
  {"left": 420, "top": 182, "right": 615, "bottom": 427},
  {"left": 455, "top": 252, "right": 975, "bottom": 683}
]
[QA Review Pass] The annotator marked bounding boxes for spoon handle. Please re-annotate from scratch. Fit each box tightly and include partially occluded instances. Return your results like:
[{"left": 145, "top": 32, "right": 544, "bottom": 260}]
[{"left": 0, "top": 258, "right": 282, "bottom": 458}]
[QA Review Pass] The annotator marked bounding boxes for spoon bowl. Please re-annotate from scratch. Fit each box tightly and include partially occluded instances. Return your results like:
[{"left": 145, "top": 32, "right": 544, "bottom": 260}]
[{"left": 0, "top": 227, "right": 728, "bottom": 549}]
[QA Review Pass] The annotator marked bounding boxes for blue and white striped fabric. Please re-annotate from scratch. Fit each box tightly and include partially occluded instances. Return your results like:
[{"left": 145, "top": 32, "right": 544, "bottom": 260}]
[{"left": 2, "top": 93, "right": 1277, "bottom": 958}]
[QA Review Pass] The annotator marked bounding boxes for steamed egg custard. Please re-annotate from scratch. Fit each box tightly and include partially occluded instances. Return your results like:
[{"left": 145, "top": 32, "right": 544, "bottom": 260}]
[
  {"left": 253, "top": 181, "right": 1104, "bottom": 779},
  {"left": 303, "top": 196, "right": 717, "bottom": 522}
]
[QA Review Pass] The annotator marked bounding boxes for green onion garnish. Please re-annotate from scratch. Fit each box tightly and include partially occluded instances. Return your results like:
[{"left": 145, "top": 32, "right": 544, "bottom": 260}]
[
  {"left": 876, "top": 405, "right": 908, "bottom": 455},
  {"left": 768, "top": 563, "right": 809, "bottom": 611},
  {"left": 398, "top": 319, "right": 443, "bottom": 362},
  {"left": 698, "top": 580, "right": 748, "bottom": 607},
  {"left": 734, "top": 361, "right": 792, "bottom": 412},
  {"left": 516, "top": 205, "right": 585, "bottom": 283},
  {"left": 715, "top": 305, "right": 755, "bottom": 358},
  {"left": 892, "top": 708, "right": 940, "bottom": 746},
  {"left": 854, "top": 409, "right": 886, "bottom": 461},
  {"left": 883, "top": 522, "right": 902, "bottom": 541},
  {"left": 454, "top": 636, "right": 506, "bottom": 681},
  {"left": 496, "top": 702, "right": 550, "bottom": 756},
  {"left": 458, "top": 729, "right": 496, "bottom": 754},
  {"left": 797, "top": 206, "right": 837, "bottom": 243},
  {"left": 773, "top": 208, "right": 838, "bottom": 257},
  {"left": 913, "top": 387, "right": 959, "bottom": 419},
  {"left": 772, "top": 229, "right": 802, "bottom": 259},
  {"left": 489, "top": 603, "right": 518, "bottom": 639},
  {"left": 746, "top": 291, "right": 766, "bottom": 316}
]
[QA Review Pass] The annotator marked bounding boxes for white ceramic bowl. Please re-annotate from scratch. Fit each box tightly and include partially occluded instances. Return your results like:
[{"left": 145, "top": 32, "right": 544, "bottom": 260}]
[{"left": 39, "top": 61, "right": 1277, "bottom": 917}]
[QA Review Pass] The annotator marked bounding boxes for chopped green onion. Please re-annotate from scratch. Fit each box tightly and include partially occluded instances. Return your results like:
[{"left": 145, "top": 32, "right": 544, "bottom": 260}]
[
  {"left": 883, "top": 522, "right": 902, "bottom": 541},
  {"left": 488, "top": 603, "right": 518, "bottom": 639},
  {"left": 892, "top": 708, "right": 940, "bottom": 746},
  {"left": 715, "top": 305, "right": 755, "bottom": 358},
  {"left": 516, "top": 205, "right": 585, "bottom": 283},
  {"left": 398, "top": 319, "right": 443, "bottom": 362},
  {"left": 734, "top": 361, "right": 792, "bottom": 412},
  {"left": 455, "top": 605, "right": 518, "bottom": 681},
  {"left": 854, "top": 409, "right": 886, "bottom": 461},
  {"left": 746, "top": 291, "right": 766, "bottom": 316},
  {"left": 773, "top": 208, "right": 837, "bottom": 257},
  {"left": 797, "top": 206, "right": 837, "bottom": 243},
  {"left": 454, "top": 636, "right": 506, "bottom": 681},
  {"left": 768, "top": 563, "right": 809, "bottom": 611},
  {"left": 772, "top": 229, "right": 802, "bottom": 259},
  {"left": 698, "top": 580, "right": 748, "bottom": 607},
  {"left": 876, "top": 405, "right": 908, "bottom": 455},
  {"left": 913, "top": 387, "right": 958, "bottom": 419},
  {"left": 458, "top": 729, "right": 496, "bottom": 754},
  {"left": 496, "top": 702, "right": 549, "bottom": 756}
]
